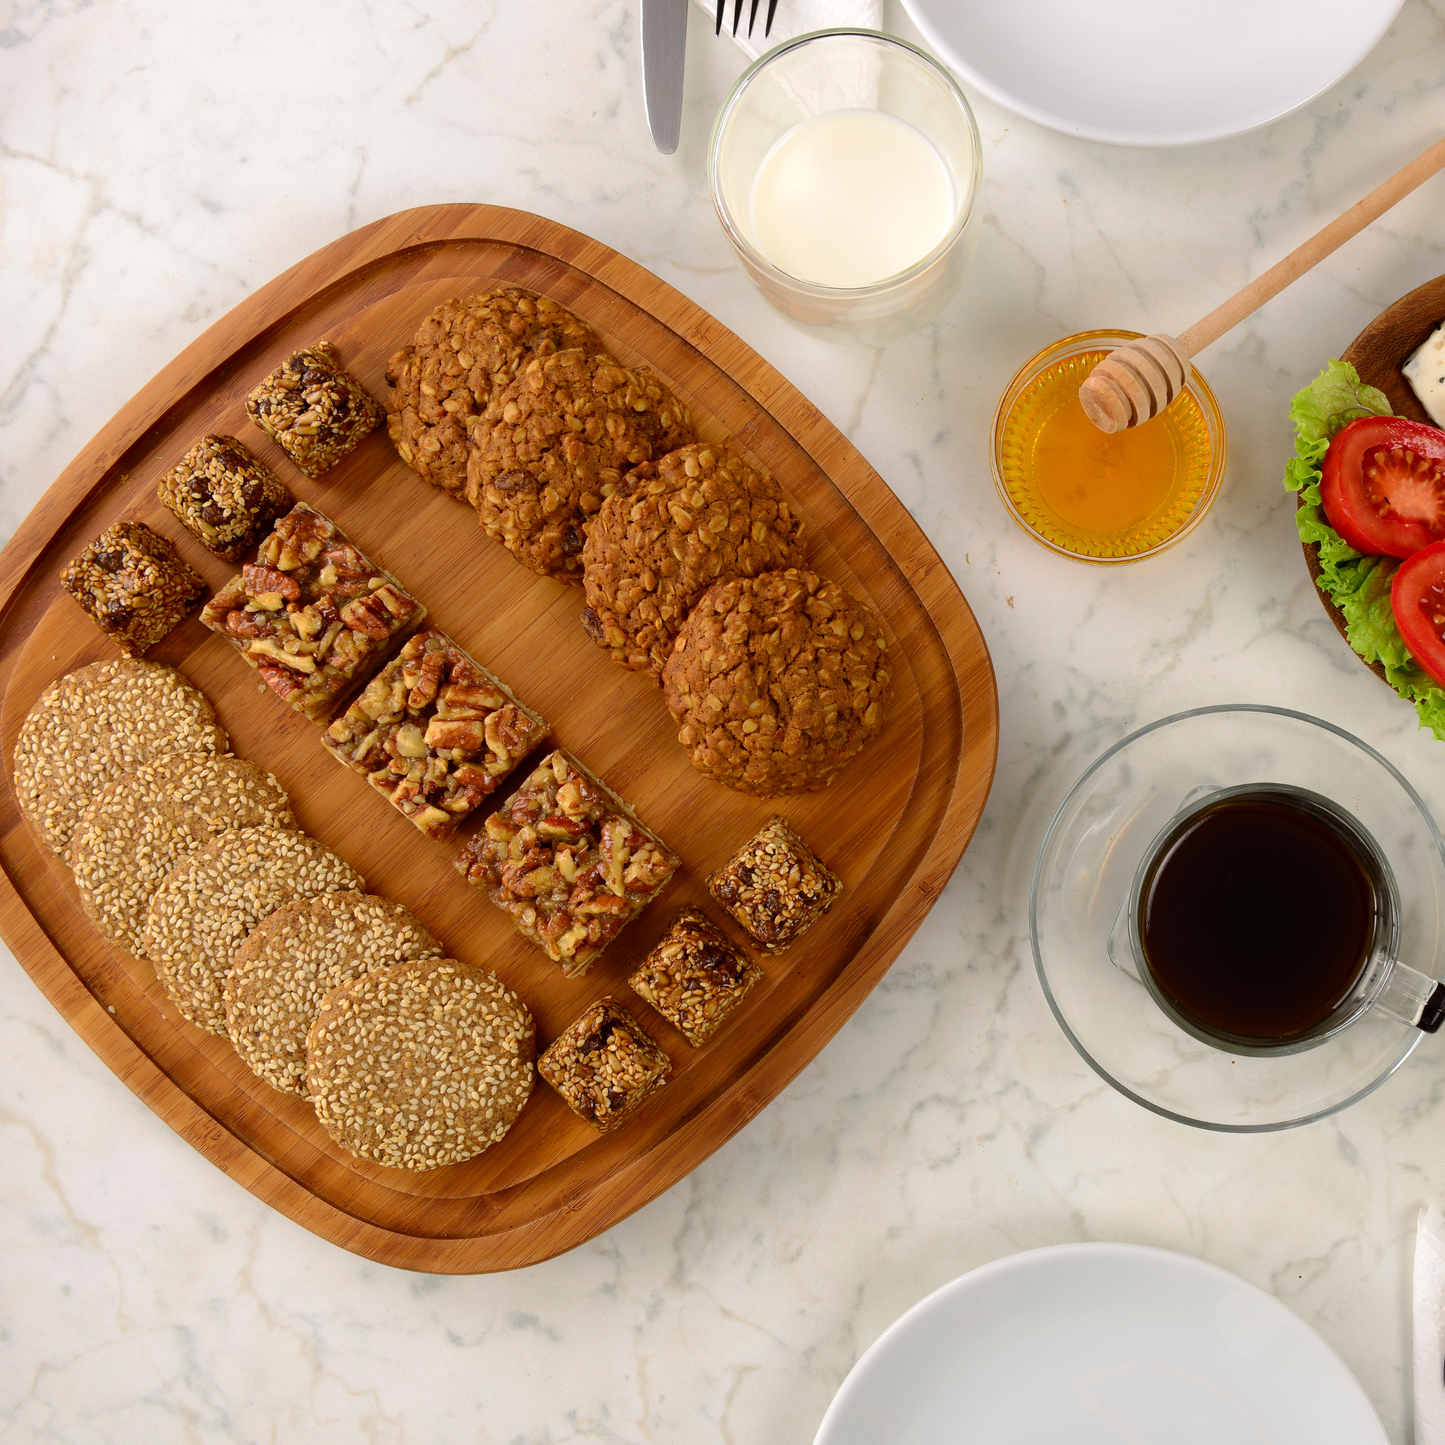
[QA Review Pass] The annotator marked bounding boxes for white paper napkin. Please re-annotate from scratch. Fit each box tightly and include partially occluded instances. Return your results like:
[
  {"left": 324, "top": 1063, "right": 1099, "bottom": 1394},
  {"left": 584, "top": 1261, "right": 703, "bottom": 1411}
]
[
  {"left": 693, "top": 0, "right": 884, "bottom": 61},
  {"left": 1417, "top": 1207, "right": 1445, "bottom": 1444}
]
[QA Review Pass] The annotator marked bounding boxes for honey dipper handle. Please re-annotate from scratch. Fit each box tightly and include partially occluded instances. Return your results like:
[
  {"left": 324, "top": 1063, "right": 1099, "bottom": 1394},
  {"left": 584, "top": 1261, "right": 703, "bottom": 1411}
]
[{"left": 1177, "top": 136, "right": 1445, "bottom": 357}]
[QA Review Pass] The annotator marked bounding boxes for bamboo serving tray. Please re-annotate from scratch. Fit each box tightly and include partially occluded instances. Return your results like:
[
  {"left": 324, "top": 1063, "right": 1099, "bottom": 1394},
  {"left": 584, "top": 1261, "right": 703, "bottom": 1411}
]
[{"left": 0, "top": 204, "right": 998, "bottom": 1272}]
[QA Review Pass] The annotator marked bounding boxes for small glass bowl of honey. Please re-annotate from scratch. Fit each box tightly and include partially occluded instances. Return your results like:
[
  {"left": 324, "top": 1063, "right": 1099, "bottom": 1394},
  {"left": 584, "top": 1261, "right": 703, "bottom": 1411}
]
[{"left": 991, "top": 330, "right": 1226, "bottom": 563}]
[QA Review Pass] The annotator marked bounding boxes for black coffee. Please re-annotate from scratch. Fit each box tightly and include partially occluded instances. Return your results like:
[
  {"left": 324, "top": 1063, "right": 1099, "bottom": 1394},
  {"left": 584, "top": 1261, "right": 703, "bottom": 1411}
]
[{"left": 1139, "top": 792, "right": 1378, "bottom": 1044}]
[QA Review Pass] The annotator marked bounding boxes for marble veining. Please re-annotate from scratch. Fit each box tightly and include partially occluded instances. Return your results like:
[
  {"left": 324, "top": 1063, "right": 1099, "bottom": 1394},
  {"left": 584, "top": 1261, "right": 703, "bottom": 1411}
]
[{"left": 5, "top": 1, "right": 1445, "bottom": 1440}]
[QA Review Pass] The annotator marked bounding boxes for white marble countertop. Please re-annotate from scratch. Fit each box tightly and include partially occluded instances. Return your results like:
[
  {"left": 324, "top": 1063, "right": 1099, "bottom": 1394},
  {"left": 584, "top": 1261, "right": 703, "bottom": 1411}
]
[{"left": 4, "top": 1, "right": 1445, "bottom": 1439}]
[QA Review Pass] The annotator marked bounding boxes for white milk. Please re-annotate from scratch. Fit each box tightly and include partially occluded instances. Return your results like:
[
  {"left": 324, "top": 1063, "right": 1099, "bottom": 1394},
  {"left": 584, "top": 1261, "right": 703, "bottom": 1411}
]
[{"left": 749, "top": 108, "right": 955, "bottom": 290}]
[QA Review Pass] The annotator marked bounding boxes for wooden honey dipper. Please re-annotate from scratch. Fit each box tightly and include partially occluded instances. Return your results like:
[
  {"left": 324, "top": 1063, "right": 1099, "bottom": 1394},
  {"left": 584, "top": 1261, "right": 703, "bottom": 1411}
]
[{"left": 1079, "top": 136, "right": 1445, "bottom": 433}]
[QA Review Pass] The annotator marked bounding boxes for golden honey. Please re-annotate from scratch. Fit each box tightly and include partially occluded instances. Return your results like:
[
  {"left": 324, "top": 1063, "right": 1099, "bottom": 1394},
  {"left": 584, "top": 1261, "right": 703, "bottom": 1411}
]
[{"left": 992, "top": 334, "right": 1224, "bottom": 562}]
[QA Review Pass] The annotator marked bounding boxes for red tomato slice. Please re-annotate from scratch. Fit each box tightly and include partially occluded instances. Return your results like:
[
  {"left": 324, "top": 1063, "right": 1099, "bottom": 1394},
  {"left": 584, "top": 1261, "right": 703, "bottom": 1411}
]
[
  {"left": 1320, "top": 416, "right": 1445, "bottom": 559},
  {"left": 1392, "top": 540, "right": 1445, "bottom": 687}
]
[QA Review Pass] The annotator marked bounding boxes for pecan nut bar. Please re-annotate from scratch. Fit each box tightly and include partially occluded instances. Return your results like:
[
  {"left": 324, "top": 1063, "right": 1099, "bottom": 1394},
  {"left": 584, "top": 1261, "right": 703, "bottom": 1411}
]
[
  {"left": 245, "top": 340, "right": 382, "bottom": 477},
  {"left": 629, "top": 907, "right": 763, "bottom": 1047},
  {"left": 156, "top": 434, "right": 290, "bottom": 560},
  {"left": 538, "top": 997, "right": 671, "bottom": 1132},
  {"left": 323, "top": 628, "right": 550, "bottom": 840},
  {"left": 708, "top": 815, "right": 842, "bottom": 954},
  {"left": 61, "top": 521, "right": 206, "bottom": 657},
  {"left": 200, "top": 502, "right": 425, "bottom": 722},
  {"left": 454, "top": 749, "right": 679, "bottom": 976}
]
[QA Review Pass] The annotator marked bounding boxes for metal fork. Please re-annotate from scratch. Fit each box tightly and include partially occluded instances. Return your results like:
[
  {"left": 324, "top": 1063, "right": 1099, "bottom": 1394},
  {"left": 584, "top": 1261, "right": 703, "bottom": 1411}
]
[{"left": 715, "top": 0, "right": 777, "bottom": 37}]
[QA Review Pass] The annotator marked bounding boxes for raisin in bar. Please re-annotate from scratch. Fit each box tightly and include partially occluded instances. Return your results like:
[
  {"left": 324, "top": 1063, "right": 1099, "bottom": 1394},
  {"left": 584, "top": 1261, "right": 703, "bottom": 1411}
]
[
  {"left": 538, "top": 997, "right": 671, "bottom": 1132},
  {"left": 323, "top": 628, "right": 549, "bottom": 840},
  {"left": 245, "top": 340, "right": 382, "bottom": 477},
  {"left": 200, "top": 502, "right": 424, "bottom": 721},
  {"left": 156, "top": 434, "right": 290, "bottom": 560},
  {"left": 629, "top": 907, "right": 763, "bottom": 1047},
  {"left": 708, "top": 815, "right": 842, "bottom": 954},
  {"left": 454, "top": 749, "right": 678, "bottom": 976},
  {"left": 61, "top": 521, "right": 206, "bottom": 657}
]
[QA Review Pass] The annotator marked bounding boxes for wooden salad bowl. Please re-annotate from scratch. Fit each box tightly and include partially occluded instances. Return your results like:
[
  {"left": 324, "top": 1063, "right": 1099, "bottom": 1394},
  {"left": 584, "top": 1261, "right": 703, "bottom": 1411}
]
[
  {"left": 1302, "top": 272, "right": 1445, "bottom": 684},
  {"left": 0, "top": 204, "right": 998, "bottom": 1272}
]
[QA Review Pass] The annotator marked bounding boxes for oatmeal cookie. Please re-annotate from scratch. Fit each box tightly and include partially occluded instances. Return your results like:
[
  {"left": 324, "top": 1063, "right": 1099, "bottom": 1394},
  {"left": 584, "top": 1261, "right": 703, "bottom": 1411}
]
[
  {"left": 71, "top": 754, "right": 295, "bottom": 957},
  {"left": 384, "top": 287, "right": 599, "bottom": 497},
  {"left": 660, "top": 568, "right": 892, "bottom": 796},
  {"left": 582, "top": 442, "right": 807, "bottom": 678},
  {"left": 13, "top": 659, "right": 227, "bottom": 858},
  {"left": 306, "top": 957, "right": 534, "bottom": 1170},
  {"left": 226, "top": 891, "right": 442, "bottom": 1097},
  {"left": 467, "top": 349, "right": 695, "bottom": 582}
]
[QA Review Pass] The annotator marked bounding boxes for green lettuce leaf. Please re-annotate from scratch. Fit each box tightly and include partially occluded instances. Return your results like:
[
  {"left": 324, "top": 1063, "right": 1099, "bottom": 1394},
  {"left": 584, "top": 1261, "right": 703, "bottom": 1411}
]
[{"left": 1283, "top": 360, "right": 1445, "bottom": 740}]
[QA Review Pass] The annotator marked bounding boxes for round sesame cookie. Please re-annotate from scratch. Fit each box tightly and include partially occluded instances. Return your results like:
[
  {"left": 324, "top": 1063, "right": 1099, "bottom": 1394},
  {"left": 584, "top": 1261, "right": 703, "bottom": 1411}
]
[
  {"left": 13, "top": 659, "right": 228, "bottom": 858},
  {"left": 71, "top": 754, "right": 295, "bottom": 957},
  {"left": 306, "top": 957, "right": 535, "bottom": 1171},
  {"left": 144, "top": 826, "right": 364, "bottom": 1036},
  {"left": 384, "top": 287, "right": 599, "bottom": 497},
  {"left": 466, "top": 349, "right": 696, "bottom": 582},
  {"left": 226, "top": 892, "right": 443, "bottom": 1097},
  {"left": 660, "top": 568, "right": 893, "bottom": 796},
  {"left": 581, "top": 442, "right": 808, "bottom": 679}
]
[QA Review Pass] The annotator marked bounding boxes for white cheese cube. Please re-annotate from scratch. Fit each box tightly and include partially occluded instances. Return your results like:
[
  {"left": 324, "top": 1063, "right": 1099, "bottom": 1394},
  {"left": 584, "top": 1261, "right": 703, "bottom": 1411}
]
[{"left": 1403, "top": 321, "right": 1445, "bottom": 428}]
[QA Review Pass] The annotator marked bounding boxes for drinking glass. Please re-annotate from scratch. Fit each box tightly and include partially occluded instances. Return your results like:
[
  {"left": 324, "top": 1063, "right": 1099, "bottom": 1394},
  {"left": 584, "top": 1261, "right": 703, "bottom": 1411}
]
[{"left": 708, "top": 30, "right": 982, "bottom": 346}]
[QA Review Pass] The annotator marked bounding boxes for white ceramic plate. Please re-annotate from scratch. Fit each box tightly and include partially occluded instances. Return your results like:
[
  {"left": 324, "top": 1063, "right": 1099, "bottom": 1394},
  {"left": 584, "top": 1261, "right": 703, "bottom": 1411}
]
[
  {"left": 814, "top": 1243, "right": 1388, "bottom": 1444},
  {"left": 900, "top": 0, "right": 1405, "bottom": 147}
]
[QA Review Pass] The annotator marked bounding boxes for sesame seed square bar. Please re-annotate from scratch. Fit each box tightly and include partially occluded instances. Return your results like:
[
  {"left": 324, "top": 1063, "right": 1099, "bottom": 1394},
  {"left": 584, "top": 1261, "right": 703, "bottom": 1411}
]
[
  {"left": 200, "top": 502, "right": 425, "bottom": 722},
  {"left": 629, "top": 907, "right": 763, "bottom": 1047},
  {"left": 707, "top": 815, "right": 842, "bottom": 954},
  {"left": 454, "top": 750, "right": 679, "bottom": 977},
  {"left": 156, "top": 434, "right": 290, "bottom": 561},
  {"left": 245, "top": 340, "right": 382, "bottom": 478},
  {"left": 61, "top": 521, "right": 206, "bottom": 657},
  {"left": 538, "top": 997, "right": 671, "bottom": 1131},
  {"left": 323, "top": 628, "right": 550, "bottom": 840}
]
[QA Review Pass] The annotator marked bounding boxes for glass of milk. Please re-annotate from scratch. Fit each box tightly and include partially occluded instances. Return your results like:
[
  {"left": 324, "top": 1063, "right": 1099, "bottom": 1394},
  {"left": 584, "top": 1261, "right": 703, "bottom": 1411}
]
[{"left": 709, "top": 29, "right": 981, "bottom": 346}]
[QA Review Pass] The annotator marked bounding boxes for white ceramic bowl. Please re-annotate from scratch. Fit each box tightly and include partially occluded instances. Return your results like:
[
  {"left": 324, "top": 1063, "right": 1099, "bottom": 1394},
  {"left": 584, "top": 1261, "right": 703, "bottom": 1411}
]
[{"left": 901, "top": 0, "right": 1404, "bottom": 147}]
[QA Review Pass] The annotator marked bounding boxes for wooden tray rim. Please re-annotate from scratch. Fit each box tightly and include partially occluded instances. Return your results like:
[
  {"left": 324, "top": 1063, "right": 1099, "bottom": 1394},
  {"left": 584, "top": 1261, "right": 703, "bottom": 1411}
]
[{"left": 0, "top": 203, "right": 999, "bottom": 1271}]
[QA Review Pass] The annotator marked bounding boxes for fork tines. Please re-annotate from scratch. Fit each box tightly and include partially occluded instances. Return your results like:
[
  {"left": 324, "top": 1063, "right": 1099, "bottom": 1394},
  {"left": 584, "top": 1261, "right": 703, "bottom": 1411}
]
[{"left": 716, "top": 0, "right": 776, "bottom": 35}]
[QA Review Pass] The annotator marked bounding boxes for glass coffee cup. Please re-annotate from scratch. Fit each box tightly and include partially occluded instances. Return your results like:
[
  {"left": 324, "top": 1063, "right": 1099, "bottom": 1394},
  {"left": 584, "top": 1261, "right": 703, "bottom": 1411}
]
[
  {"left": 1031, "top": 705, "right": 1445, "bottom": 1131},
  {"left": 1108, "top": 782, "right": 1445, "bottom": 1056}
]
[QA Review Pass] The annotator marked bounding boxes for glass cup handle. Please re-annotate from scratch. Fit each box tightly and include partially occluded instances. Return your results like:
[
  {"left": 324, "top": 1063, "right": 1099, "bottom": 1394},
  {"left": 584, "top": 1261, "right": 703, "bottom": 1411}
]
[{"left": 1376, "top": 962, "right": 1445, "bottom": 1033}]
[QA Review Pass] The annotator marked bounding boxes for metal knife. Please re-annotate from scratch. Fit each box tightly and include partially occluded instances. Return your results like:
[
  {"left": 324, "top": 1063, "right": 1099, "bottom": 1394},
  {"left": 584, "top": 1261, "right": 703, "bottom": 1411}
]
[{"left": 642, "top": 0, "right": 688, "bottom": 155}]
